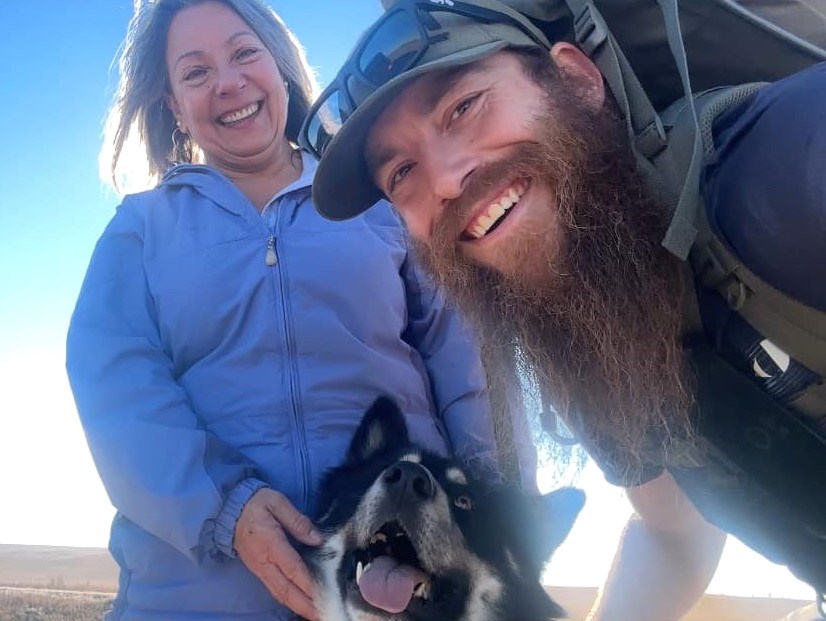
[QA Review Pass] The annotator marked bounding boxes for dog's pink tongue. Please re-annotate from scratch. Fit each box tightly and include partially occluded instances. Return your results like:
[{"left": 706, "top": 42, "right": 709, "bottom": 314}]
[{"left": 358, "top": 556, "right": 426, "bottom": 613}]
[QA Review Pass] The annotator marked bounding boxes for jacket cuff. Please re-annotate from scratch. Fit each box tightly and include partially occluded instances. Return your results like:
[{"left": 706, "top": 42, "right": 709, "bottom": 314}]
[{"left": 213, "top": 478, "right": 269, "bottom": 558}]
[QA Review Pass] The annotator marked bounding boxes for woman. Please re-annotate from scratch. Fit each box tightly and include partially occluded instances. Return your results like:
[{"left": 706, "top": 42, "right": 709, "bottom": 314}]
[{"left": 66, "top": 1, "right": 496, "bottom": 619}]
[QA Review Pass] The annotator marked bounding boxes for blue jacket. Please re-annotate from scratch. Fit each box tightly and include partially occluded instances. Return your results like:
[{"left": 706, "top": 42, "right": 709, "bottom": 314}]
[{"left": 66, "top": 153, "right": 495, "bottom": 620}]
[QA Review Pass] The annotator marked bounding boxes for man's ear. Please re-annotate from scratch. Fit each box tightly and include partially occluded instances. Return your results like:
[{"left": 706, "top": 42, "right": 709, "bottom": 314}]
[{"left": 549, "top": 42, "right": 605, "bottom": 110}]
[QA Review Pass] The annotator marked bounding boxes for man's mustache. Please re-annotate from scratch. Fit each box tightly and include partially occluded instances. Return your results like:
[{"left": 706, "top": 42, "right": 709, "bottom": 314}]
[{"left": 434, "top": 143, "right": 556, "bottom": 245}]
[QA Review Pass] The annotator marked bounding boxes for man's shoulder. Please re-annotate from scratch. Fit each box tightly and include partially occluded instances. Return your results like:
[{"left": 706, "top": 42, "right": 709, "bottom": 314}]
[
  {"left": 701, "top": 62, "right": 826, "bottom": 312},
  {"left": 712, "top": 61, "right": 826, "bottom": 152},
  {"left": 709, "top": 62, "right": 826, "bottom": 183}
]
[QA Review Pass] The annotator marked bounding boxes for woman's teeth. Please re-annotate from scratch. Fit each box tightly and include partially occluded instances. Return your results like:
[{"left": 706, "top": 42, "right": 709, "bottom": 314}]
[
  {"left": 466, "top": 182, "right": 527, "bottom": 240},
  {"left": 220, "top": 102, "right": 260, "bottom": 124}
]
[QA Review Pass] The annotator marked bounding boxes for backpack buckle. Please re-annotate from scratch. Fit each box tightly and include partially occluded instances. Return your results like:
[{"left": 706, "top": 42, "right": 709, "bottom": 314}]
[
  {"left": 695, "top": 244, "right": 750, "bottom": 310},
  {"left": 572, "top": 3, "right": 607, "bottom": 55},
  {"left": 635, "top": 117, "right": 668, "bottom": 159}
]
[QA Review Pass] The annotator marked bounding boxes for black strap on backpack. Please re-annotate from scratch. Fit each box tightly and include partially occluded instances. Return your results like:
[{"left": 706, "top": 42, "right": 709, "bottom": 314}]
[{"left": 673, "top": 338, "right": 826, "bottom": 594}]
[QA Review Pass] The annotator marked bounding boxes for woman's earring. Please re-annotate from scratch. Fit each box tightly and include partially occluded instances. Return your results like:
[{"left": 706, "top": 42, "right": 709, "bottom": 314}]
[{"left": 172, "top": 121, "right": 189, "bottom": 163}]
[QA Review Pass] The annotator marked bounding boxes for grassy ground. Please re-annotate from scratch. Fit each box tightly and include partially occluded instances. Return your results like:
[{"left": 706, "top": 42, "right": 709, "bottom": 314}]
[{"left": 0, "top": 587, "right": 114, "bottom": 621}]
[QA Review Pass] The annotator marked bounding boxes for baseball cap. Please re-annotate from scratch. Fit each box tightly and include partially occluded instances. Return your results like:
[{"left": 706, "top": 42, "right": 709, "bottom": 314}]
[{"left": 303, "top": 0, "right": 561, "bottom": 220}]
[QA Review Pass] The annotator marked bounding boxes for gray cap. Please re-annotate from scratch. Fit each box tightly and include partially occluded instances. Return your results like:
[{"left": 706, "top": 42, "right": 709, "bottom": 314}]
[{"left": 313, "top": 0, "right": 561, "bottom": 221}]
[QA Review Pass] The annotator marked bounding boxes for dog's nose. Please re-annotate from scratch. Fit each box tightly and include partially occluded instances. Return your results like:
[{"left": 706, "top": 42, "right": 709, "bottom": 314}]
[{"left": 383, "top": 461, "right": 435, "bottom": 500}]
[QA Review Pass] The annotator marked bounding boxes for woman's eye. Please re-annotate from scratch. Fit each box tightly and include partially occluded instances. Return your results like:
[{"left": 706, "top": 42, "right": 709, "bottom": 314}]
[
  {"left": 453, "top": 495, "right": 472, "bottom": 510},
  {"left": 236, "top": 47, "right": 260, "bottom": 61},
  {"left": 183, "top": 67, "right": 207, "bottom": 83},
  {"left": 449, "top": 94, "right": 480, "bottom": 123}
]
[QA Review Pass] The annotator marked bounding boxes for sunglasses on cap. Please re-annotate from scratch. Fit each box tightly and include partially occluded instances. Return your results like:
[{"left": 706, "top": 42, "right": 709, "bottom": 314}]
[{"left": 299, "top": 0, "right": 551, "bottom": 160}]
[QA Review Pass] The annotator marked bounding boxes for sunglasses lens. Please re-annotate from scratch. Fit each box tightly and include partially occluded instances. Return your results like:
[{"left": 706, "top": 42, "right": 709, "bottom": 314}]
[
  {"left": 306, "top": 89, "right": 345, "bottom": 157},
  {"left": 359, "top": 10, "right": 423, "bottom": 85}
]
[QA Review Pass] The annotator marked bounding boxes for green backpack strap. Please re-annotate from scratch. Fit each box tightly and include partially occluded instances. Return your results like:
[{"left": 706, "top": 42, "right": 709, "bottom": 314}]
[
  {"left": 561, "top": 0, "right": 668, "bottom": 160},
  {"left": 561, "top": 0, "right": 703, "bottom": 257},
  {"left": 655, "top": 0, "right": 703, "bottom": 261},
  {"left": 662, "top": 82, "right": 826, "bottom": 414},
  {"left": 695, "top": 233, "right": 826, "bottom": 415}
]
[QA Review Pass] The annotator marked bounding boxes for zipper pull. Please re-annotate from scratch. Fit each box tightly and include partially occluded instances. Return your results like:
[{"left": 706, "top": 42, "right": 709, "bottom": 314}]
[{"left": 265, "top": 235, "right": 278, "bottom": 266}]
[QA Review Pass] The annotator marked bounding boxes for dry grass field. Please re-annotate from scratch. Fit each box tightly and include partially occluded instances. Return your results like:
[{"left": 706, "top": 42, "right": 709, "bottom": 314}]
[
  {"left": 0, "top": 544, "right": 813, "bottom": 620},
  {"left": 0, "top": 545, "right": 117, "bottom": 593},
  {"left": 0, "top": 587, "right": 113, "bottom": 621},
  {"left": 0, "top": 546, "right": 116, "bottom": 620}
]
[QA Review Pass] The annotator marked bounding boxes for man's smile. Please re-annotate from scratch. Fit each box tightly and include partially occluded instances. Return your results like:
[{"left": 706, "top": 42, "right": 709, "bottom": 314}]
[{"left": 460, "top": 178, "right": 530, "bottom": 242}]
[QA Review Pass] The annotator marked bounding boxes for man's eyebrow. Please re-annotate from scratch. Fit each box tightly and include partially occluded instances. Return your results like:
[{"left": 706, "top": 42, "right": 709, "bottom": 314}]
[
  {"left": 173, "top": 31, "right": 257, "bottom": 69},
  {"left": 418, "top": 59, "right": 491, "bottom": 115},
  {"left": 366, "top": 144, "right": 399, "bottom": 184}
]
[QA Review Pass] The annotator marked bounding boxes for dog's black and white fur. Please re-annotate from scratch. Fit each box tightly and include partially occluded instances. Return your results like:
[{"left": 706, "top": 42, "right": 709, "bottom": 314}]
[{"left": 304, "top": 397, "right": 584, "bottom": 621}]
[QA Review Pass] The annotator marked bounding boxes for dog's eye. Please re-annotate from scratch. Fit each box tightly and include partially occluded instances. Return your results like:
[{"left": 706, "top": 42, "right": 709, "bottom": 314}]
[{"left": 453, "top": 495, "right": 472, "bottom": 510}]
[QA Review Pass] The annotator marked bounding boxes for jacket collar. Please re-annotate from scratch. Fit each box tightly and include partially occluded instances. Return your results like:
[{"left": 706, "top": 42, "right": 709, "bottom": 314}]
[{"left": 160, "top": 150, "right": 318, "bottom": 219}]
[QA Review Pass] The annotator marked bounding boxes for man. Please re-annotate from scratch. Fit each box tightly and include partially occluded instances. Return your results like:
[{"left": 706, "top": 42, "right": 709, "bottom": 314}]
[{"left": 301, "top": 1, "right": 826, "bottom": 619}]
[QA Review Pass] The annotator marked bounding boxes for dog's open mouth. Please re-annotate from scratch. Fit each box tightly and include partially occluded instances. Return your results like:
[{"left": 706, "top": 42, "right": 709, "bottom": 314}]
[{"left": 353, "top": 521, "right": 431, "bottom": 613}]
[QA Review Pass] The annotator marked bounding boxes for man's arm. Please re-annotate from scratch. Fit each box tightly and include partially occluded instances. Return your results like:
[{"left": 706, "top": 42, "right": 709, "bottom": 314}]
[{"left": 586, "top": 472, "right": 727, "bottom": 621}]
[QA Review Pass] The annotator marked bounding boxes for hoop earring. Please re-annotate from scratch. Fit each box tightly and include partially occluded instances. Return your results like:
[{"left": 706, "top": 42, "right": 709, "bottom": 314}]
[{"left": 171, "top": 126, "right": 189, "bottom": 163}]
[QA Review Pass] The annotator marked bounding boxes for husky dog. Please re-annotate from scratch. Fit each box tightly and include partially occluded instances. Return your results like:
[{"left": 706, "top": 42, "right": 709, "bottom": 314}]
[{"left": 304, "top": 397, "right": 584, "bottom": 621}]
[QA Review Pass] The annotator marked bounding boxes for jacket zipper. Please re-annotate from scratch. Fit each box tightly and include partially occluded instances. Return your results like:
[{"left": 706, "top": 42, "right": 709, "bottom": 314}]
[
  {"left": 269, "top": 207, "right": 310, "bottom": 510},
  {"left": 265, "top": 235, "right": 277, "bottom": 266}
]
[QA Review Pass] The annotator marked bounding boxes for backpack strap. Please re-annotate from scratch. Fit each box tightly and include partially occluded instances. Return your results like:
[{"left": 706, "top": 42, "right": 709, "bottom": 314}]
[
  {"left": 691, "top": 193, "right": 826, "bottom": 383},
  {"left": 677, "top": 85, "right": 826, "bottom": 378},
  {"left": 562, "top": 0, "right": 706, "bottom": 259},
  {"left": 562, "top": 0, "right": 668, "bottom": 159},
  {"left": 661, "top": 82, "right": 826, "bottom": 403},
  {"left": 655, "top": 0, "right": 703, "bottom": 261}
]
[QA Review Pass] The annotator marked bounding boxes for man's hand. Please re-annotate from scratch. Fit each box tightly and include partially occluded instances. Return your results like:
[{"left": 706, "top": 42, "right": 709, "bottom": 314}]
[{"left": 234, "top": 488, "right": 324, "bottom": 620}]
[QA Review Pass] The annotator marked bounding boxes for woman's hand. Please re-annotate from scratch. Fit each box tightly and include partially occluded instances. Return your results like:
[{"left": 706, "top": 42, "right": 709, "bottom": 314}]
[{"left": 234, "top": 488, "right": 323, "bottom": 620}]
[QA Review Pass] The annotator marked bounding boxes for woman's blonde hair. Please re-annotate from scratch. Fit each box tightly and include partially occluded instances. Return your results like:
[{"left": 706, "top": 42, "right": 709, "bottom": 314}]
[{"left": 102, "top": 0, "right": 318, "bottom": 192}]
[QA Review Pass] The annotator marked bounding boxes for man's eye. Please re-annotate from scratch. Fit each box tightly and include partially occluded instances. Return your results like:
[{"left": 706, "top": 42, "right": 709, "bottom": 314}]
[
  {"left": 449, "top": 94, "right": 481, "bottom": 123},
  {"left": 389, "top": 163, "right": 414, "bottom": 192}
]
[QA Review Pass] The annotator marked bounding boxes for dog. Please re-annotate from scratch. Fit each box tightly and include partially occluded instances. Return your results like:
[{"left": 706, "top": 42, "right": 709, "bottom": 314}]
[{"left": 304, "top": 396, "right": 584, "bottom": 621}]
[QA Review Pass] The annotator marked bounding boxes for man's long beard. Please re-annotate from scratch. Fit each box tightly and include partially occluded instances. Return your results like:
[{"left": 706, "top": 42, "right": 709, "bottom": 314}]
[{"left": 414, "top": 75, "right": 693, "bottom": 476}]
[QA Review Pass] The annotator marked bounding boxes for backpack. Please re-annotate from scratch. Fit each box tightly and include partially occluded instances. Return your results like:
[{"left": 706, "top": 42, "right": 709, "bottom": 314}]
[{"left": 504, "top": 0, "right": 826, "bottom": 602}]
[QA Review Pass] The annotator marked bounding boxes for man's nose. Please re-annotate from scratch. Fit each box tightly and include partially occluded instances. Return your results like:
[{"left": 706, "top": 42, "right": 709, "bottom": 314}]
[
  {"left": 214, "top": 66, "right": 246, "bottom": 96},
  {"left": 429, "top": 149, "right": 477, "bottom": 201}
]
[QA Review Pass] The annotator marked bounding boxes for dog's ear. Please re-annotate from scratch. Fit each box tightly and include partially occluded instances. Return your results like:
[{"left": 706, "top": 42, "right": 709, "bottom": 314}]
[
  {"left": 500, "top": 487, "right": 585, "bottom": 577},
  {"left": 345, "top": 396, "right": 410, "bottom": 465},
  {"left": 491, "top": 488, "right": 583, "bottom": 621},
  {"left": 533, "top": 487, "right": 585, "bottom": 563}
]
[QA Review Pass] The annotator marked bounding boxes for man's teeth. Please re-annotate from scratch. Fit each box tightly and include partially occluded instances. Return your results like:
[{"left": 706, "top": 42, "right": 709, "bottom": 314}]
[
  {"left": 220, "top": 102, "right": 260, "bottom": 124},
  {"left": 467, "top": 183, "right": 527, "bottom": 239}
]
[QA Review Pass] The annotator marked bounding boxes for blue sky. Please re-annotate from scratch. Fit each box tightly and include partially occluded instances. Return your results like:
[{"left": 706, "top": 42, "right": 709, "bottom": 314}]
[{"left": 0, "top": 0, "right": 813, "bottom": 600}]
